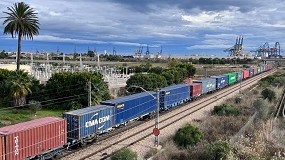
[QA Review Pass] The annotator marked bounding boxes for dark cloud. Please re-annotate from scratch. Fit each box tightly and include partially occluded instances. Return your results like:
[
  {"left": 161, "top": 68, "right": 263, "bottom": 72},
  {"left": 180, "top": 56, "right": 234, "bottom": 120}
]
[{"left": 108, "top": 0, "right": 268, "bottom": 13}]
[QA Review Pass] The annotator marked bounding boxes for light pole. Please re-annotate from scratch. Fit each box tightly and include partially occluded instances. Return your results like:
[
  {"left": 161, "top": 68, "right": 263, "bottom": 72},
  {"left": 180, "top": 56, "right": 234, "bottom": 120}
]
[{"left": 128, "top": 85, "right": 160, "bottom": 147}]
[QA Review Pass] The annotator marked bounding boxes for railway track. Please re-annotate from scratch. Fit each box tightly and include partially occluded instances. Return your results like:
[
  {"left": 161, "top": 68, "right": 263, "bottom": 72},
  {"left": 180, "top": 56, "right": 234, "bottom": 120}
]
[{"left": 60, "top": 70, "right": 275, "bottom": 160}]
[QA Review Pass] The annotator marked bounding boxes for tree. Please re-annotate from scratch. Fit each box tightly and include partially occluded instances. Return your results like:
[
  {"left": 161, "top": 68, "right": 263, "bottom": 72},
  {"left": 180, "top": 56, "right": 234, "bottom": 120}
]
[
  {"left": 126, "top": 73, "right": 167, "bottom": 92},
  {"left": 111, "top": 148, "right": 137, "bottom": 160},
  {"left": 3, "top": 2, "right": 40, "bottom": 70},
  {"left": 173, "top": 124, "right": 203, "bottom": 148},
  {"left": 175, "top": 63, "right": 196, "bottom": 77},
  {"left": 8, "top": 70, "right": 33, "bottom": 107},
  {"left": 45, "top": 71, "right": 110, "bottom": 110}
]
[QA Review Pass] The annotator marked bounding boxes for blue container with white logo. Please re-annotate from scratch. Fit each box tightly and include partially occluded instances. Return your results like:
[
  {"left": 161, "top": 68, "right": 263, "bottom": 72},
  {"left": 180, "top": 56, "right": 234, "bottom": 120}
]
[
  {"left": 248, "top": 68, "right": 254, "bottom": 77},
  {"left": 160, "top": 84, "right": 190, "bottom": 110},
  {"left": 193, "top": 78, "right": 216, "bottom": 94},
  {"left": 101, "top": 92, "right": 157, "bottom": 125},
  {"left": 211, "top": 75, "right": 228, "bottom": 89},
  {"left": 63, "top": 105, "right": 114, "bottom": 142}
]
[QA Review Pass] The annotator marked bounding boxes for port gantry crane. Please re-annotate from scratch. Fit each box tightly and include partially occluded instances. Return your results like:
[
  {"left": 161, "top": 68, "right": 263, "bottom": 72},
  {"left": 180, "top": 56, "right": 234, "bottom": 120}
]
[
  {"left": 250, "top": 42, "right": 282, "bottom": 58},
  {"left": 224, "top": 35, "right": 244, "bottom": 58}
]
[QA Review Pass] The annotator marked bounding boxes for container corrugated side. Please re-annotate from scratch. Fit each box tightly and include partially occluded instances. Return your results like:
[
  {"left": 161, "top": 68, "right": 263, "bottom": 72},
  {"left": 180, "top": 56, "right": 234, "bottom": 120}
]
[
  {"left": 249, "top": 68, "right": 254, "bottom": 77},
  {"left": 101, "top": 92, "right": 157, "bottom": 125},
  {"left": 253, "top": 67, "right": 257, "bottom": 75},
  {"left": 64, "top": 105, "right": 114, "bottom": 140},
  {"left": 211, "top": 75, "right": 228, "bottom": 89},
  {"left": 225, "top": 73, "right": 237, "bottom": 84},
  {"left": 189, "top": 83, "right": 202, "bottom": 98},
  {"left": 243, "top": 70, "right": 249, "bottom": 79},
  {"left": 257, "top": 67, "right": 261, "bottom": 74},
  {"left": 193, "top": 78, "right": 216, "bottom": 94},
  {"left": 160, "top": 84, "right": 190, "bottom": 110},
  {"left": 0, "top": 136, "right": 3, "bottom": 160},
  {"left": 234, "top": 71, "right": 243, "bottom": 81},
  {"left": 0, "top": 117, "right": 66, "bottom": 160}
]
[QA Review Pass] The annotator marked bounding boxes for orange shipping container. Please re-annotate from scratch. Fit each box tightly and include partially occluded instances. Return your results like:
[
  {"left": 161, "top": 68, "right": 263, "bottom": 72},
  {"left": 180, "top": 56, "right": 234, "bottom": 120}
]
[{"left": 0, "top": 117, "right": 66, "bottom": 160}]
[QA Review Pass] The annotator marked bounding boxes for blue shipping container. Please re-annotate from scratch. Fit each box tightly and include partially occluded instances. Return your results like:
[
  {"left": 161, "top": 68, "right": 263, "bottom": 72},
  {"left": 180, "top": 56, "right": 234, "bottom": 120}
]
[
  {"left": 101, "top": 92, "right": 157, "bottom": 125},
  {"left": 234, "top": 71, "right": 244, "bottom": 81},
  {"left": 211, "top": 75, "right": 228, "bottom": 89},
  {"left": 248, "top": 68, "right": 254, "bottom": 77},
  {"left": 160, "top": 84, "right": 190, "bottom": 110},
  {"left": 63, "top": 105, "right": 114, "bottom": 141},
  {"left": 193, "top": 78, "right": 216, "bottom": 94}
]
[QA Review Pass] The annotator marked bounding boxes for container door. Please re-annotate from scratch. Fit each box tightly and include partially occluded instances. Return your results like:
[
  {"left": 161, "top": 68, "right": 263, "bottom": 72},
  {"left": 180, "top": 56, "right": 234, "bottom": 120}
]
[{"left": 0, "top": 136, "right": 3, "bottom": 160}]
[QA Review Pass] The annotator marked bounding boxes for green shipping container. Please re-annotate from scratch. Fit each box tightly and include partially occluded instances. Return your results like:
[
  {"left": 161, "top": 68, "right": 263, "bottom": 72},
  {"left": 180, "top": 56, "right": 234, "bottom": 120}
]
[
  {"left": 225, "top": 73, "right": 237, "bottom": 84},
  {"left": 257, "top": 67, "right": 261, "bottom": 74}
]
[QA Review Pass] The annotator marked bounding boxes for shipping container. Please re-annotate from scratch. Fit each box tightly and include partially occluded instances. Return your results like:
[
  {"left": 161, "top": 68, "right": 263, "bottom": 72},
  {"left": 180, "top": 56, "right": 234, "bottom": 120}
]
[
  {"left": 253, "top": 67, "right": 257, "bottom": 75},
  {"left": 160, "top": 84, "right": 190, "bottom": 110},
  {"left": 262, "top": 65, "right": 266, "bottom": 72},
  {"left": 0, "top": 136, "right": 3, "bottom": 160},
  {"left": 193, "top": 78, "right": 216, "bottom": 94},
  {"left": 64, "top": 105, "right": 115, "bottom": 142},
  {"left": 0, "top": 117, "right": 66, "bottom": 160},
  {"left": 211, "top": 75, "right": 228, "bottom": 89},
  {"left": 248, "top": 68, "right": 254, "bottom": 77},
  {"left": 260, "top": 65, "right": 264, "bottom": 73},
  {"left": 243, "top": 70, "right": 249, "bottom": 79},
  {"left": 101, "top": 92, "right": 157, "bottom": 125},
  {"left": 189, "top": 83, "right": 202, "bottom": 98},
  {"left": 225, "top": 73, "right": 237, "bottom": 85},
  {"left": 257, "top": 67, "right": 261, "bottom": 74},
  {"left": 233, "top": 71, "right": 243, "bottom": 82}
]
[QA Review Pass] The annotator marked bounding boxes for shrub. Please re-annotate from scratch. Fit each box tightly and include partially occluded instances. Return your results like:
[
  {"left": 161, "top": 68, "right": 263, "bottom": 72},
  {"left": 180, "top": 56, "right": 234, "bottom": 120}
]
[
  {"left": 212, "top": 104, "right": 240, "bottom": 116},
  {"left": 206, "top": 140, "right": 232, "bottom": 160},
  {"left": 261, "top": 88, "right": 276, "bottom": 102},
  {"left": 173, "top": 124, "right": 203, "bottom": 148},
  {"left": 111, "top": 148, "right": 137, "bottom": 160}
]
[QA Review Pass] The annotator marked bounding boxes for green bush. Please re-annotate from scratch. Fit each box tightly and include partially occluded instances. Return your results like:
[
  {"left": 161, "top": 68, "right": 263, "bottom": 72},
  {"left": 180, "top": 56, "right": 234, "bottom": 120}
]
[
  {"left": 173, "top": 124, "right": 203, "bottom": 148},
  {"left": 206, "top": 140, "right": 232, "bottom": 160},
  {"left": 111, "top": 148, "right": 137, "bottom": 160},
  {"left": 261, "top": 88, "right": 276, "bottom": 102},
  {"left": 212, "top": 104, "right": 240, "bottom": 116}
]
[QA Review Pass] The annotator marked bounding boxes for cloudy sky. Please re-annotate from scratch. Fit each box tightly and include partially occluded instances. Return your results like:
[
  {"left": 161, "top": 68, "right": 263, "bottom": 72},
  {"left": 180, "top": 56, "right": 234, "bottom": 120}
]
[{"left": 0, "top": 0, "right": 284, "bottom": 56}]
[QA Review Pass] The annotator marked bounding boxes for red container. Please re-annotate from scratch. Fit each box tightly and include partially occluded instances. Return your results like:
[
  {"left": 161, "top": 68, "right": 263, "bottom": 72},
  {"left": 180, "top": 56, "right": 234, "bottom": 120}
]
[
  {"left": 0, "top": 117, "right": 67, "bottom": 160},
  {"left": 243, "top": 70, "right": 249, "bottom": 79},
  {"left": 189, "top": 83, "right": 202, "bottom": 98},
  {"left": 0, "top": 136, "right": 3, "bottom": 160}
]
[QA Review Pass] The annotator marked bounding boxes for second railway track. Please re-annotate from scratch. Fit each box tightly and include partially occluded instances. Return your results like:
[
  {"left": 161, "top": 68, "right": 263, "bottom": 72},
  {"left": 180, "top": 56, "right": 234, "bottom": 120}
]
[{"left": 61, "top": 69, "right": 275, "bottom": 160}]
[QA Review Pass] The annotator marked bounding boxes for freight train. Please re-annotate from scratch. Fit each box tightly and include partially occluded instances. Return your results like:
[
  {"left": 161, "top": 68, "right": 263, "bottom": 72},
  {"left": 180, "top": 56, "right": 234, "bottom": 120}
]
[{"left": 0, "top": 65, "right": 273, "bottom": 160}]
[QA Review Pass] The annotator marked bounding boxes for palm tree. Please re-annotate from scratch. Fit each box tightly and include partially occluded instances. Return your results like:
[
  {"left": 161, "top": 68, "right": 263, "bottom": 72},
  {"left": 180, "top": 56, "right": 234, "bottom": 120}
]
[
  {"left": 8, "top": 70, "right": 32, "bottom": 107},
  {"left": 2, "top": 2, "right": 39, "bottom": 71}
]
